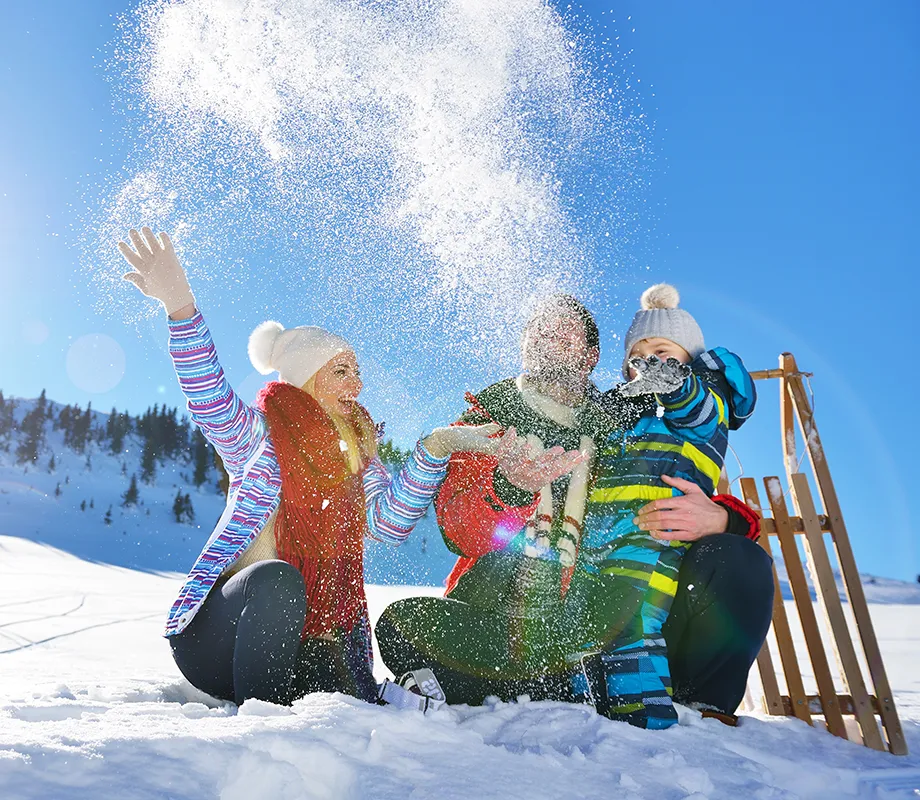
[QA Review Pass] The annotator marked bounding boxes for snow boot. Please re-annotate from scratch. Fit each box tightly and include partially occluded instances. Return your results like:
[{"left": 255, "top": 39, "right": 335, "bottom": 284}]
[
  {"left": 570, "top": 650, "right": 679, "bottom": 730},
  {"left": 378, "top": 668, "right": 446, "bottom": 713}
]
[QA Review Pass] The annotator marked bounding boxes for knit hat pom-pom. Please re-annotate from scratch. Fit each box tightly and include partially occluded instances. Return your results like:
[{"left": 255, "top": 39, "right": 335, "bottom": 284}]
[
  {"left": 249, "top": 320, "right": 285, "bottom": 374},
  {"left": 640, "top": 283, "right": 680, "bottom": 310}
]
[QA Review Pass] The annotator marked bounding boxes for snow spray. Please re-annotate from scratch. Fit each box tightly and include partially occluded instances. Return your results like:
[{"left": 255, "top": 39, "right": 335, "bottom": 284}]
[{"left": 84, "top": 0, "right": 655, "bottom": 456}]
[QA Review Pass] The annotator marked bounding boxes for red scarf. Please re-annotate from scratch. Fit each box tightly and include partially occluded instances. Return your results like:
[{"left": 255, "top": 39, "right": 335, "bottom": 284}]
[{"left": 256, "top": 381, "right": 375, "bottom": 638}]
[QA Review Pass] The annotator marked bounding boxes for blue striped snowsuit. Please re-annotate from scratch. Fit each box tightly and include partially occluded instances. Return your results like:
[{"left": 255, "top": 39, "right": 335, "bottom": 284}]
[{"left": 571, "top": 347, "right": 756, "bottom": 727}]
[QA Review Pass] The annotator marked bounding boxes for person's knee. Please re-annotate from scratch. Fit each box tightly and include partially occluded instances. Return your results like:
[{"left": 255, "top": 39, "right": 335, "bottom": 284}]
[
  {"left": 684, "top": 535, "right": 772, "bottom": 587},
  {"left": 240, "top": 560, "right": 306, "bottom": 610},
  {"left": 678, "top": 535, "right": 774, "bottom": 624}
]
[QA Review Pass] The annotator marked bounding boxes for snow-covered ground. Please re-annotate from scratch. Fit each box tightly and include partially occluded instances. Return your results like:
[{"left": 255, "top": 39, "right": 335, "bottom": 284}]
[{"left": 0, "top": 536, "right": 918, "bottom": 800}]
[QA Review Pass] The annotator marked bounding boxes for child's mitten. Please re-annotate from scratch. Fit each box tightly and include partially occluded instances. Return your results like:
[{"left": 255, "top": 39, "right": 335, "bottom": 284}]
[{"left": 619, "top": 356, "right": 691, "bottom": 397}]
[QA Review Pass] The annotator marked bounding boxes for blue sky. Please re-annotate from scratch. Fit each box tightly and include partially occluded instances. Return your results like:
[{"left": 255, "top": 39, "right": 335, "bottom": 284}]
[{"left": 1, "top": 0, "right": 918, "bottom": 581}]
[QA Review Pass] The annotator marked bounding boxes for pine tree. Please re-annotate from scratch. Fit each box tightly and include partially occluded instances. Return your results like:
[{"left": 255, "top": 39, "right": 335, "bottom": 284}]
[
  {"left": 172, "top": 490, "right": 195, "bottom": 524},
  {"left": 191, "top": 428, "right": 210, "bottom": 487},
  {"left": 140, "top": 436, "right": 157, "bottom": 484},
  {"left": 0, "top": 393, "right": 13, "bottom": 451},
  {"left": 16, "top": 401, "right": 46, "bottom": 465},
  {"left": 80, "top": 500, "right": 86, "bottom": 512},
  {"left": 183, "top": 493, "right": 195, "bottom": 523},
  {"left": 172, "top": 490, "right": 184, "bottom": 523},
  {"left": 54, "top": 483, "right": 61, "bottom": 497},
  {"left": 378, "top": 439, "right": 411, "bottom": 467},
  {"left": 121, "top": 474, "right": 139, "bottom": 507},
  {"left": 109, "top": 408, "right": 127, "bottom": 455},
  {"left": 47, "top": 453, "right": 56, "bottom": 472},
  {"left": 89, "top": 498, "right": 95, "bottom": 509},
  {"left": 69, "top": 403, "right": 93, "bottom": 453},
  {"left": 103, "top": 505, "right": 113, "bottom": 525}
]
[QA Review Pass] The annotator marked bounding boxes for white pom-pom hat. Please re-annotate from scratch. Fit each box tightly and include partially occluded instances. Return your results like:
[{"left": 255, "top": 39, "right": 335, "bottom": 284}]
[
  {"left": 622, "top": 283, "right": 705, "bottom": 375},
  {"left": 248, "top": 321, "right": 352, "bottom": 388}
]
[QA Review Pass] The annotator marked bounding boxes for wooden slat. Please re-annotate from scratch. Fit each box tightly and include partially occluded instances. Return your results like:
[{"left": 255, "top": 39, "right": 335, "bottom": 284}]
[
  {"left": 750, "top": 368, "right": 785, "bottom": 380},
  {"left": 790, "top": 473, "right": 885, "bottom": 750},
  {"left": 760, "top": 515, "right": 831, "bottom": 536},
  {"left": 733, "top": 480, "right": 783, "bottom": 715},
  {"left": 755, "top": 643, "right": 784, "bottom": 715},
  {"left": 764, "top": 477, "right": 848, "bottom": 738},
  {"left": 783, "top": 354, "right": 908, "bottom": 755},
  {"left": 740, "top": 478, "right": 811, "bottom": 725},
  {"left": 780, "top": 369, "right": 797, "bottom": 481},
  {"left": 750, "top": 368, "right": 813, "bottom": 381},
  {"left": 781, "top": 694, "right": 882, "bottom": 716}
]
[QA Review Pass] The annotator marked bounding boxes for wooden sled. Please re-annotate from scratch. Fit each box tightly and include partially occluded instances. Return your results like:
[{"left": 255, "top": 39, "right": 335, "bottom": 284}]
[{"left": 721, "top": 353, "right": 907, "bottom": 755}]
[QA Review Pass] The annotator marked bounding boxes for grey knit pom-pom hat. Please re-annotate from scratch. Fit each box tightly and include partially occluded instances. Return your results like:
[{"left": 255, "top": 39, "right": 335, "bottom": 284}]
[{"left": 622, "top": 283, "right": 705, "bottom": 375}]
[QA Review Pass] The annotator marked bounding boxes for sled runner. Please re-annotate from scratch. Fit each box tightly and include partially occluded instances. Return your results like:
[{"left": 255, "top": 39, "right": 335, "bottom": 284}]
[{"left": 723, "top": 353, "right": 907, "bottom": 755}]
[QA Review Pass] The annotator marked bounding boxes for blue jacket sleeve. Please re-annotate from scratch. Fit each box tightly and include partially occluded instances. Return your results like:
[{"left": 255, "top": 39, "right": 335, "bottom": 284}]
[{"left": 655, "top": 348, "right": 756, "bottom": 445}]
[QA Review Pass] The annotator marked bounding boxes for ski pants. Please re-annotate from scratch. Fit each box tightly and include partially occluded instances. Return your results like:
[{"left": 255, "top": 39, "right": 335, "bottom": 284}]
[
  {"left": 376, "top": 534, "right": 774, "bottom": 714},
  {"left": 169, "top": 560, "right": 377, "bottom": 706}
]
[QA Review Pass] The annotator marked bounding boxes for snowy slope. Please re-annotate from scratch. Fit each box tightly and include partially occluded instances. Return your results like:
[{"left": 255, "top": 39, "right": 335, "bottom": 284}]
[
  {"left": 0, "top": 536, "right": 918, "bottom": 800},
  {"left": 3, "top": 395, "right": 918, "bottom": 601},
  {"left": 0, "top": 396, "right": 458, "bottom": 586}
]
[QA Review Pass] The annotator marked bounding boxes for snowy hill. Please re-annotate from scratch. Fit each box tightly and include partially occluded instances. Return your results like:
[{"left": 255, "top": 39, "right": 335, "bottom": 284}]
[
  {"left": 0, "top": 536, "right": 918, "bottom": 800},
  {"left": 772, "top": 561, "right": 920, "bottom": 606},
  {"left": 1, "top": 393, "right": 919, "bottom": 797},
  {"left": 0, "top": 392, "right": 457, "bottom": 585},
  {"left": 3, "top": 391, "right": 918, "bottom": 603}
]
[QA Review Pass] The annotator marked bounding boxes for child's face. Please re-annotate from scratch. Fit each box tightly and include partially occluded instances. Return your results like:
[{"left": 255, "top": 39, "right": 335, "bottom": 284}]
[{"left": 627, "top": 337, "right": 692, "bottom": 379}]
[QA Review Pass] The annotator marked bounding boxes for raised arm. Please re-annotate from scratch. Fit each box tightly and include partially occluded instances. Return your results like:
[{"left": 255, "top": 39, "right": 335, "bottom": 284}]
[{"left": 118, "top": 228, "right": 265, "bottom": 474}]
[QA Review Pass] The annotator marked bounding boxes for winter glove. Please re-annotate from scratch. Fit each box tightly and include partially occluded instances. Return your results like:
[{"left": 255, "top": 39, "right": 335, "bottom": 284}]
[
  {"left": 618, "top": 355, "right": 691, "bottom": 397},
  {"left": 421, "top": 423, "right": 501, "bottom": 459},
  {"left": 118, "top": 227, "right": 195, "bottom": 316}
]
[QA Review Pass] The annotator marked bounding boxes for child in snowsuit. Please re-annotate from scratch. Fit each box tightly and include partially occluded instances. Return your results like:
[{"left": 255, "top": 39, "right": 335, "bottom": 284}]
[{"left": 568, "top": 283, "right": 756, "bottom": 728}]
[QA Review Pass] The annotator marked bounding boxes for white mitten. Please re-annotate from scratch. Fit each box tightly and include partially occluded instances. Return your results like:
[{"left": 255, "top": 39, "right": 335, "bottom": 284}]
[{"left": 422, "top": 423, "right": 501, "bottom": 459}]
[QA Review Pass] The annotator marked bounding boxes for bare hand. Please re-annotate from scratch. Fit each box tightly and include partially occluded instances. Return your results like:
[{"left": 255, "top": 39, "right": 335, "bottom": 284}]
[
  {"left": 422, "top": 423, "right": 501, "bottom": 459},
  {"left": 633, "top": 474, "right": 729, "bottom": 541},
  {"left": 495, "top": 426, "right": 586, "bottom": 494},
  {"left": 118, "top": 227, "right": 195, "bottom": 317}
]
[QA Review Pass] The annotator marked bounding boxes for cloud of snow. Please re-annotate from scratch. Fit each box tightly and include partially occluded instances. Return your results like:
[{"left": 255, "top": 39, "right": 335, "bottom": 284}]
[{"left": 91, "top": 0, "right": 653, "bottom": 372}]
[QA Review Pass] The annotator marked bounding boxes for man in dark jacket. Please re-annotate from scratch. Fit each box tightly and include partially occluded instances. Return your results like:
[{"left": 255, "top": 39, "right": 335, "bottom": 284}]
[{"left": 376, "top": 295, "right": 773, "bottom": 719}]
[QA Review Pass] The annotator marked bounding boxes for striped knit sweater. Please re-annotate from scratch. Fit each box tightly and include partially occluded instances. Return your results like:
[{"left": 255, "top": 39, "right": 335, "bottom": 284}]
[{"left": 164, "top": 311, "right": 449, "bottom": 637}]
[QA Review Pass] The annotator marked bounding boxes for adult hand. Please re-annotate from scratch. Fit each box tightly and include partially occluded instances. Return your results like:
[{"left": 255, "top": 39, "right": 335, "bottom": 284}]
[
  {"left": 118, "top": 227, "right": 195, "bottom": 318},
  {"left": 633, "top": 474, "right": 729, "bottom": 541},
  {"left": 495, "top": 426, "right": 586, "bottom": 494},
  {"left": 422, "top": 423, "right": 501, "bottom": 459}
]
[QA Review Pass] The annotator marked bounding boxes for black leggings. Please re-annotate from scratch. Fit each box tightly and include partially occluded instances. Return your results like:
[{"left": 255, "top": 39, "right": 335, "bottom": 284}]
[{"left": 169, "top": 560, "right": 367, "bottom": 705}]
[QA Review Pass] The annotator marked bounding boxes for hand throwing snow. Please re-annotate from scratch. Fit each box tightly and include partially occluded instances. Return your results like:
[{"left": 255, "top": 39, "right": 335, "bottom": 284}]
[
  {"left": 619, "top": 355, "right": 691, "bottom": 397},
  {"left": 494, "top": 426, "right": 586, "bottom": 494},
  {"left": 118, "top": 227, "right": 196, "bottom": 319},
  {"left": 422, "top": 424, "right": 502, "bottom": 459}
]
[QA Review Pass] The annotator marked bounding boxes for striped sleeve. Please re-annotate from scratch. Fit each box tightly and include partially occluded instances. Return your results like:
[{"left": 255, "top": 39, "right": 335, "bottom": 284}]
[
  {"left": 167, "top": 311, "right": 264, "bottom": 473},
  {"left": 656, "top": 373, "right": 723, "bottom": 445},
  {"left": 364, "top": 441, "right": 450, "bottom": 545}
]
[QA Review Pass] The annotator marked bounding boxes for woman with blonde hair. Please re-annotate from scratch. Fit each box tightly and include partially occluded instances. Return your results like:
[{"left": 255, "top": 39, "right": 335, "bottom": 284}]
[{"left": 118, "top": 227, "right": 580, "bottom": 707}]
